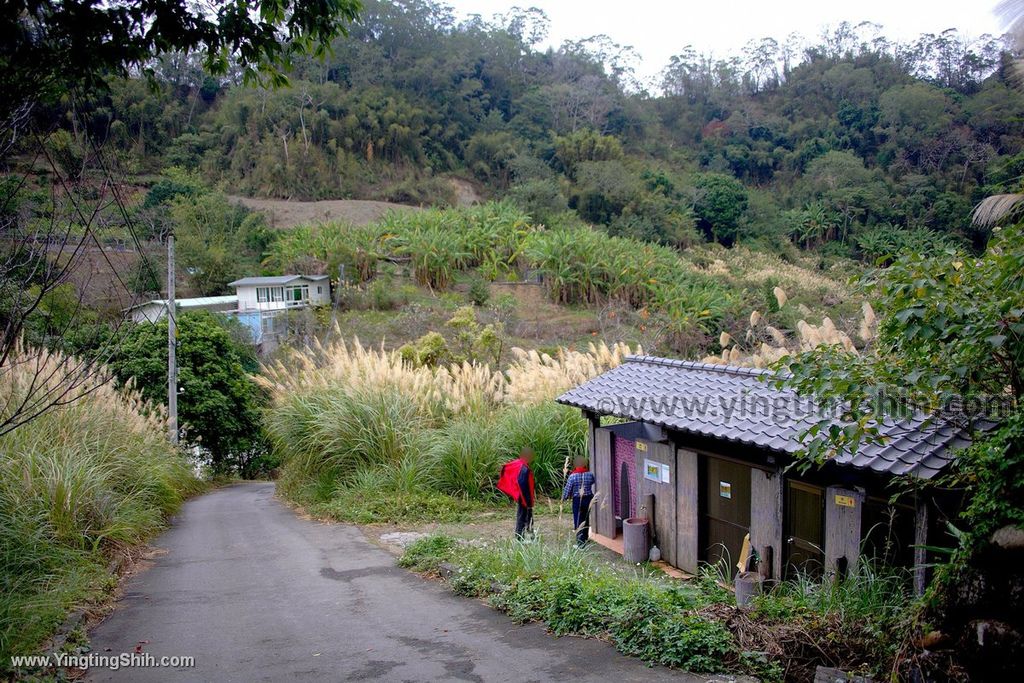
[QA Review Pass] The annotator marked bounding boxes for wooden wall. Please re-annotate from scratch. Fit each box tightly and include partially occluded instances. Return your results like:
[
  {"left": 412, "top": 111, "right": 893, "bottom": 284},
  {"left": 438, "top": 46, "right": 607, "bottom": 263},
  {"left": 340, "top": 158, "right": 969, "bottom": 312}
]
[
  {"left": 676, "top": 448, "right": 700, "bottom": 574},
  {"left": 592, "top": 426, "right": 615, "bottom": 538},
  {"left": 824, "top": 486, "right": 864, "bottom": 576},
  {"left": 750, "top": 468, "right": 784, "bottom": 580},
  {"left": 635, "top": 440, "right": 677, "bottom": 566},
  {"left": 579, "top": 415, "right": 895, "bottom": 584}
]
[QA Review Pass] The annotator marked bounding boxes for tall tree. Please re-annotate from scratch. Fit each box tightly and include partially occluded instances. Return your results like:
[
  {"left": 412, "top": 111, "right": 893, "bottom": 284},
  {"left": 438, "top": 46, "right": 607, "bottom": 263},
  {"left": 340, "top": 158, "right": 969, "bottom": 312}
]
[{"left": 111, "top": 311, "right": 267, "bottom": 474}]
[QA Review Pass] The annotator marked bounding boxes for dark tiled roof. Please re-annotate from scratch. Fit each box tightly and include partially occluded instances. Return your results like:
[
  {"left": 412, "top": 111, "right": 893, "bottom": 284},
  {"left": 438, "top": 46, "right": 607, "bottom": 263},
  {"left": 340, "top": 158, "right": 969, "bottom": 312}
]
[{"left": 556, "top": 355, "right": 984, "bottom": 480}]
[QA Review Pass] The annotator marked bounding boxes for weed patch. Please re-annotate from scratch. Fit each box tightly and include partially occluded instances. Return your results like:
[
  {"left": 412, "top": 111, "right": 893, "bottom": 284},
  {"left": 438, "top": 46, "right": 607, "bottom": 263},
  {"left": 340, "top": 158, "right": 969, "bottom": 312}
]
[
  {"left": 400, "top": 534, "right": 916, "bottom": 681},
  {"left": 309, "top": 488, "right": 489, "bottom": 525},
  {"left": 401, "top": 535, "right": 739, "bottom": 674}
]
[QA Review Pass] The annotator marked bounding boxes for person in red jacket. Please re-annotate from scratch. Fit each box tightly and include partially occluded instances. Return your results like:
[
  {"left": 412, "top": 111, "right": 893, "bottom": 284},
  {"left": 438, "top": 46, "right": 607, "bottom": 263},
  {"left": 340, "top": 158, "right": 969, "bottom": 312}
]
[{"left": 514, "top": 447, "right": 536, "bottom": 539}]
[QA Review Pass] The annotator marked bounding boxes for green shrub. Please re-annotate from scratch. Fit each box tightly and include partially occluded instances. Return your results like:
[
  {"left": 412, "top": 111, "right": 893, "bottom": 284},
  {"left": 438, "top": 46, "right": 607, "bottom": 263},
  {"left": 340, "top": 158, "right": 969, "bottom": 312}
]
[
  {"left": 398, "top": 331, "right": 451, "bottom": 367},
  {"left": 269, "top": 387, "right": 428, "bottom": 496},
  {"left": 467, "top": 278, "right": 490, "bottom": 306},
  {"left": 612, "top": 595, "right": 733, "bottom": 671},
  {"left": 495, "top": 404, "right": 587, "bottom": 493},
  {"left": 402, "top": 536, "right": 738, "bottom": 674},
  {"left": 428, "top": 416, "right": 503, "bottom": 499},
  {"left": 369, "top": 275, "right": 408, "bottom": 310},
  {"left": 382, "top": 176, "right": 457, "bottom": 207},
  {"left": 398, "top": 535, "right": 460, "bottom": 572}
]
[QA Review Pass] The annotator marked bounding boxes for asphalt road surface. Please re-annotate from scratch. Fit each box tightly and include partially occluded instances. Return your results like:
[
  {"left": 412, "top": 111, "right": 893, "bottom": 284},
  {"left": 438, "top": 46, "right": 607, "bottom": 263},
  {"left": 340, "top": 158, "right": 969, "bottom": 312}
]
[{"left": 87, "top": 483, "right": 741, "bottom": 682}]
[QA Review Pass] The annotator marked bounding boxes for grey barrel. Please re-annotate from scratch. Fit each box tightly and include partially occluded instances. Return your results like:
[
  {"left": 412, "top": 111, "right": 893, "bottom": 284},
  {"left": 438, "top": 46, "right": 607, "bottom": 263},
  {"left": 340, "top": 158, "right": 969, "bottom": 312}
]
[{"left": 623, "top": 517, "right": 650, "bottom": 563}]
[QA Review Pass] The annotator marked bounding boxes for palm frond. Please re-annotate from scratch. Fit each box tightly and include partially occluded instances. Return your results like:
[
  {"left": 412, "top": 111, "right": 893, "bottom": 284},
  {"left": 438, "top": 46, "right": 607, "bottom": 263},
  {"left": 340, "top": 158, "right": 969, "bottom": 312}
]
[{"left": 971, "top": 193, "right": 1024, "bottom": 228}]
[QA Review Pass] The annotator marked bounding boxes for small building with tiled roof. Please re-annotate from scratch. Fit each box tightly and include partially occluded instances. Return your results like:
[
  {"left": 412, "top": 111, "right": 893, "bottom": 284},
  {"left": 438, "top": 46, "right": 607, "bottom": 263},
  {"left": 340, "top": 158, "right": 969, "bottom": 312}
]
[{"left": 557, "top": 355, "right": 982, "bottom": 591}]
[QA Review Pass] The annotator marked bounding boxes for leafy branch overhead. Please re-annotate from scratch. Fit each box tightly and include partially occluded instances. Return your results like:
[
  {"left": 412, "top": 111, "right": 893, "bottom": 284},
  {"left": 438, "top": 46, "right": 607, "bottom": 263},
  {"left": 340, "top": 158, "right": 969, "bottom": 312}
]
[
  {"left": 1, "top": 0, "right": 363, "bottom": 116},
  {"left": 773, "top": 224, "right": 1023, "bottom": 558}
]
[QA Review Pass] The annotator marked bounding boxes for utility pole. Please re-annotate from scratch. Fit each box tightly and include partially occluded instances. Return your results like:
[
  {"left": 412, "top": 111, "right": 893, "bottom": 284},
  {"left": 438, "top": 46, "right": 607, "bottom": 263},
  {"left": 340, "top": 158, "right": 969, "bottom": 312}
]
[{"left": 167, "top": 231, "right": 178, "bottom": 444}]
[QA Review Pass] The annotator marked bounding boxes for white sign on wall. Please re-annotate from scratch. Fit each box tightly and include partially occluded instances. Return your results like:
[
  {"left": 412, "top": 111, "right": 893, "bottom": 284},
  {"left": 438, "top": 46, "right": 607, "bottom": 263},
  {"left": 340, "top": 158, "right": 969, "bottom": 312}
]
[{"left": 643, "top": 459, "right": 671, "bottom": 484}]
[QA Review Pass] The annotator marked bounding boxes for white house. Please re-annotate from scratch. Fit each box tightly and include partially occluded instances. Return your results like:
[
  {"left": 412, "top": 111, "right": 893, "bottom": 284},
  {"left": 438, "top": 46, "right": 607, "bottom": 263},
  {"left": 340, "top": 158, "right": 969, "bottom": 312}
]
[
  {"left": 126, "top": 275, "right": 330, "bottom": 345},
  {"left": 126, "top": 295, "right": 239, "bottom": 324},
  {"left": 228, "top": 274, "right": 331, "bottom": 343},
  {"left": 229, "top": 274, "right": 331, "bottom": 311}
]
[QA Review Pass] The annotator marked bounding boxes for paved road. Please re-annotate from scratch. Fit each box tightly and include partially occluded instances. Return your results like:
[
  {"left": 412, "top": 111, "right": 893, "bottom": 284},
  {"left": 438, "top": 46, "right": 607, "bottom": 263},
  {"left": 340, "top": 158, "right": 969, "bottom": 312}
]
[{"left": 88, "top": 483, "right": 736, "bottom": 682}]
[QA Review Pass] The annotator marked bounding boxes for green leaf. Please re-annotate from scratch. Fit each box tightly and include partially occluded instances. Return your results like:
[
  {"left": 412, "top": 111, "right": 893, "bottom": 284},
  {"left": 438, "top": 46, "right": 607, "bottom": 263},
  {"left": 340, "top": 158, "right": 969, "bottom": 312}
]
[{"left": 985, "top": 334, "right": 1007, "bottom": 348}]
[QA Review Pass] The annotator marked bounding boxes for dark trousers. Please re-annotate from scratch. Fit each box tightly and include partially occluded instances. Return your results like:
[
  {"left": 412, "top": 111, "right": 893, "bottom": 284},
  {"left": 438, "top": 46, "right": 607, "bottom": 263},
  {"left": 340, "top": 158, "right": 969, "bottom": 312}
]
[
  {"left": 515, "top": 502, "right": 534, "bottom": 538},
  {"left": 572, "top": 495, "right": 593, "bottom": 546}
]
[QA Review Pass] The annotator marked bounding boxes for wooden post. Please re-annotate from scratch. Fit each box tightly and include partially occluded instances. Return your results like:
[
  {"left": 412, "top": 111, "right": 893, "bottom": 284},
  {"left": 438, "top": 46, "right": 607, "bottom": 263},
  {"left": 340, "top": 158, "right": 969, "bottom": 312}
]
[
  {"left": 750, "top": 468, "right": 783, "bottom": 580},
  {"left": 824, "top": 486, "right": 864, "bottom": 578},
  {"left": 593, "top": 424, "right": 615, "bottom": 538},
  {"left": 913, "top": 497, "right": 929, "bottom": 596},
  {"left": 584, "top": 410, "right": 597, "bottom": 463},
  {"left": 167, "top": 232, "right": 178, "bottom": 445},
  {"left": 676, "top": 448, "right": 699, "bottom": 574},
  {"left": 583, "top": 410, "right": 598, "bottom": 533}
]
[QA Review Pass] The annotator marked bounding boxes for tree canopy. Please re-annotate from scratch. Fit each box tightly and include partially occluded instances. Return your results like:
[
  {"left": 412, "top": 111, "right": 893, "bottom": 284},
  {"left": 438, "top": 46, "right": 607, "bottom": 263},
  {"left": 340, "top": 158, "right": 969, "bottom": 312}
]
[
  {"left": 111, "top": 310, "right": 268, "bottom": 475},
  {"left": 0, "top": 0, "right": 363, "bottom": 120},
  {"left": 776, "top": 221, "right": 1023, "bottom": 559},
  {"left": 15, "top": 4, "right": 1019, "bottom": 260}
]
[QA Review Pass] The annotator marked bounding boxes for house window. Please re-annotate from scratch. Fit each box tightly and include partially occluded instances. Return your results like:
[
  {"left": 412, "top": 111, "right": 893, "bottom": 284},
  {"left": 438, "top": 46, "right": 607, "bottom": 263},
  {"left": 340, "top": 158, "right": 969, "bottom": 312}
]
[
  {"left": 256, "top": 287, "right": 269, "bottom": 303},
  {"left": 261, "top": 312, "right": 278, "bottom": 333},
  {"left": 287, "top": 285, "right": 308, "bottom": 302},
  {"left": 271, "top": 287, "right": 284, "bottom": 302},
  {"left": 317, "top": 286, "right": 323, "bottom": 294}
]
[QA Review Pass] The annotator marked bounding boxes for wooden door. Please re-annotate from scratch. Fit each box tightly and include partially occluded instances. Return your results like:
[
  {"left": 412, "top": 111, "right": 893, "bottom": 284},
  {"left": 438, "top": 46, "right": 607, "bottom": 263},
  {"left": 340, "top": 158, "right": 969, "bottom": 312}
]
[
  {"left": 676, "top": 449, "right": 699, "bottom": 574},
  {"left": 701, "top": 456, "right": 752, "bottom": 579},
  {"left": 593, "top": 427, "right": 615, "bottom": 538},
  {"left": 785, "top": 481, "right": 825, "bottom": 578}
]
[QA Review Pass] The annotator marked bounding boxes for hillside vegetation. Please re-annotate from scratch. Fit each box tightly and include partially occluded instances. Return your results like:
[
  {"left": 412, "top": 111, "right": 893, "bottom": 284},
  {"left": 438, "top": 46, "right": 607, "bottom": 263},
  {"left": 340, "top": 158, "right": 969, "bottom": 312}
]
[
  {"left": 0, "top": 349, "right": 201, "bottom": 661},
  {"left": 260, "top": 337, "right": 630, "bottom": 519},
  {"left": 265, "top": 201, "right": 859, "bottom": 357},
  {"left": 32, "top": 1, "right": 1021, "bottom": 265}
]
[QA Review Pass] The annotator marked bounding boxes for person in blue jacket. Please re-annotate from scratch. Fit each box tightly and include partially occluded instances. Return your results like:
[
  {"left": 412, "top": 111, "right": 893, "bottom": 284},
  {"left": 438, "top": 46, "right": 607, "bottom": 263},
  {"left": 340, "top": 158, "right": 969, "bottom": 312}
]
[{"left": 562, "top": 456, "right": 596, "bottom": 547}]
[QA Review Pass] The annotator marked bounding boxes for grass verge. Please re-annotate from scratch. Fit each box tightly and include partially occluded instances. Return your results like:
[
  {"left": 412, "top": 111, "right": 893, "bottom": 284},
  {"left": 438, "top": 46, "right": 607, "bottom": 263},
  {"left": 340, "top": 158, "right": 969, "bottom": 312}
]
[
  {"left": 399, "top": 533, "right": 916, "bottom": 681},
  {"left": 1, "top": 349, "right": 203, "bottom": 668},
  {"left": 305, "top": 488, "right": 491, "bottom": 525}
]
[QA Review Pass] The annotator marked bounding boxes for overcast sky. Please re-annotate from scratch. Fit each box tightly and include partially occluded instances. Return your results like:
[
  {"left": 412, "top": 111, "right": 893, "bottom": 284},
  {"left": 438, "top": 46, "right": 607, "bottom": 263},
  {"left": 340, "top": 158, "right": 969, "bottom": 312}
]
[{"left": 445, "top": 0, "right": 1004, "bottom": 81}]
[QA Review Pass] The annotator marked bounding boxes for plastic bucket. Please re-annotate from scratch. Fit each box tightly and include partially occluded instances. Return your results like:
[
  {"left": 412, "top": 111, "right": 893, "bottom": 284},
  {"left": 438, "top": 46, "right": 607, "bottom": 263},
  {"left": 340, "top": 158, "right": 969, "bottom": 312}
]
[{"left": 735, "top": 571, "right": 763, "bottom": 607}]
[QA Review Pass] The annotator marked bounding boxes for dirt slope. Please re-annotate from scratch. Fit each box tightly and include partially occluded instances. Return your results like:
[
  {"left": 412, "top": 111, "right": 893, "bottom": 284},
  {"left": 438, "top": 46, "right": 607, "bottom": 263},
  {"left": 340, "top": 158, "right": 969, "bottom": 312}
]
[{"left": 228, "top": 196, "right": 420, "bottom": 228}]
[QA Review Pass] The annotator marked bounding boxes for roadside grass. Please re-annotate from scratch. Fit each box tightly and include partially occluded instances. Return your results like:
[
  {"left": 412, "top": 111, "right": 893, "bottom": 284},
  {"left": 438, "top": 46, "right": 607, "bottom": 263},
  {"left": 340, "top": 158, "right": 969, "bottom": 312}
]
[
  {"left": 308, "top": 488, "right": 490, "bottom": 525},
  {"left": 399, "top": 534, "right": 754, "bottom": 676},
  {"left": 399, "top": 533, "right": 915, "bottom": 682},
  {"left": 0, "top": 349, "right": 202, "bottom": 662}
]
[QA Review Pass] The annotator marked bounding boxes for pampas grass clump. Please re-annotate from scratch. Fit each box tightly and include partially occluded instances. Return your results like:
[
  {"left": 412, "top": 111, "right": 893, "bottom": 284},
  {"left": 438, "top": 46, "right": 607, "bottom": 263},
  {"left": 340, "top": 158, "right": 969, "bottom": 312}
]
[
  {"left": 0, "top": 347, "right": 200, "bottom": 657},
  {"left": 262, "top": 335, "right": 635, "bottom": 503}
]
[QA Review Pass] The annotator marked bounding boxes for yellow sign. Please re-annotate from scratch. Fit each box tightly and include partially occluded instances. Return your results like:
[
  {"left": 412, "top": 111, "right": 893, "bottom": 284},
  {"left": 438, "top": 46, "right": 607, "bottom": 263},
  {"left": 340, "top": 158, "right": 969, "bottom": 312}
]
[
  {"left": 636, "top": 441, "right": 647, "bottom": 452},
  {"left": 719, "top": 481, "right": 732, "bottom": 499},
  {"left": 834, "top": 494, "right": 856, "bottom": 508}
]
